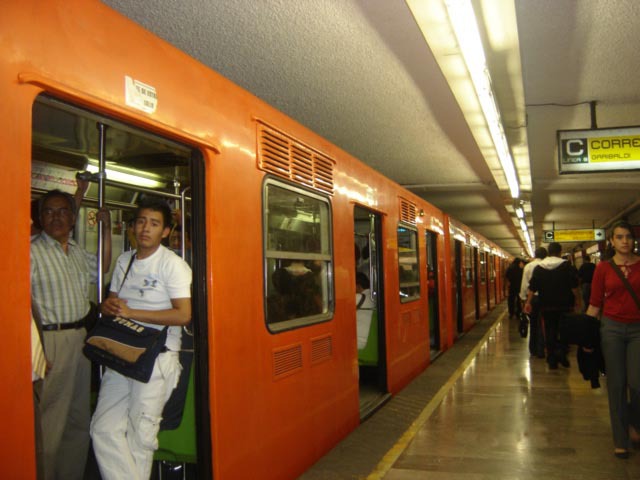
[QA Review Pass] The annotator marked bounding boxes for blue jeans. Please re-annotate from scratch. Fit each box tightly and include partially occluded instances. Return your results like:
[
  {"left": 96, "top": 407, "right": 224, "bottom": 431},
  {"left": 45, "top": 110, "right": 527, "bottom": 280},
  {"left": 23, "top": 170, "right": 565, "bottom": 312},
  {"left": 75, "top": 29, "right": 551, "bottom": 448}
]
[{"left": 600, "top": 317, "right": 640, "bottom": 449}]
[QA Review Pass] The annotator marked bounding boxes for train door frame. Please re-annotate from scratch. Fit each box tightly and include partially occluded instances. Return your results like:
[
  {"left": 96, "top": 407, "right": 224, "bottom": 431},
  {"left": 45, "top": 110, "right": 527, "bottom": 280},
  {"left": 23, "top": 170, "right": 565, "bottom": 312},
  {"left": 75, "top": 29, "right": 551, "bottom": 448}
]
[
  {"left": 353, "top": 205, "right": 388, "bottom": 419},
  {"left": 426, "top": 230, "right": 440, "bottom": 359},
  {"left": 30, "top": 94, "right": 212, "bottom": 479}
]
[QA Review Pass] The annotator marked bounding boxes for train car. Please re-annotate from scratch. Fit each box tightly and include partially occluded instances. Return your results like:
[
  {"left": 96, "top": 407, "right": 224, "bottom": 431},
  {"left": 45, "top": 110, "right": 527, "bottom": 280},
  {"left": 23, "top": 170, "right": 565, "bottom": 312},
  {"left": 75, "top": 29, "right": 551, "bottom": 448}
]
[
  {"left": 448, "top": 219, "right": 510, "bottom": 337},
  {"left": 1, "top": 2, "right": 509, "bottom": 479}
]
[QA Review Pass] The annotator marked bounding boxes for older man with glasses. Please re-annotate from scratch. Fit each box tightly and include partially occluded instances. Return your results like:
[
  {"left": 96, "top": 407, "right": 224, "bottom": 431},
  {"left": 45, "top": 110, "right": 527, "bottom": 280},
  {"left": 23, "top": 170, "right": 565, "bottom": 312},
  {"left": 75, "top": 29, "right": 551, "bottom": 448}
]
[{"left": 30, "top": 189, "right": 111, "bottom": 479}]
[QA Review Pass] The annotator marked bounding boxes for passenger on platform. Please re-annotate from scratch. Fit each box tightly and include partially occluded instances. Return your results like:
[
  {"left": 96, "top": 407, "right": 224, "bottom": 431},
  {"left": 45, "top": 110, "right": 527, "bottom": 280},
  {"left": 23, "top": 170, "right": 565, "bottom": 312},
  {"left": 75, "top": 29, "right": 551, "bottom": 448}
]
[
  {"left": 91, "top": 198, "right": 192, "bottom": 480},
  {"left": 505, "top": 257, "right": 524, "bottom": 319},
  {"left": 30, "top": 189, "right": 112, "bottom": 480},
  {"left": 519, "top": 247, "right": 548, "bottom": 358},
  {"left": 524, "top": 242, "right": 580, "bottom": 370},
  {"left": 586, "top": 220, "right": 640, "bottom": 459},
  {"left": 356, "top": 272, "right": 375, "bottom": 350},
  {"left": 578, "top": 254, "right": 596, "bottom": 312}
]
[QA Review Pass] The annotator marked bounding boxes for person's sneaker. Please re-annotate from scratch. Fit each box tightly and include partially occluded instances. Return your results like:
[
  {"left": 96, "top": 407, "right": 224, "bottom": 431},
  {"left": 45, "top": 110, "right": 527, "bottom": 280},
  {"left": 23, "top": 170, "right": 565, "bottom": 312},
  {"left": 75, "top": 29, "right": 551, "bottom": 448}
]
[{"left": 559, "top": 357, "right": 570, "bottom": 368}]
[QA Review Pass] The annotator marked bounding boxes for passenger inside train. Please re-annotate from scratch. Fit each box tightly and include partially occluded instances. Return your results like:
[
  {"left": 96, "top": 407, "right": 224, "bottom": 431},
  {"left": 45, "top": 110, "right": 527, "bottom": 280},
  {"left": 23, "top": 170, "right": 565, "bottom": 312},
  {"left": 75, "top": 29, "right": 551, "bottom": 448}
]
[{"left": 355, "top": 272, "right": 374, "bottom": 350}]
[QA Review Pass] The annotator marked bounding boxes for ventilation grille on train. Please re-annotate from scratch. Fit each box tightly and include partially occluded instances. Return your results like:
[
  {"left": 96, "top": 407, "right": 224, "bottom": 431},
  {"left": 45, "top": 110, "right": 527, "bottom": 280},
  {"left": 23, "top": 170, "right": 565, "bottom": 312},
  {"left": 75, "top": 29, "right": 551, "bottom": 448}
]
[
  {"left": 273, "top": 343, "right": 303, "bottom": 380},
  {"left": 310, "top": 334, "right": 333, "bottom": 365},
  {"left": 400, "top": 198, "right": 417, "bottom": 224},
  {"left": 257, "top": 122, "right": 335, "bottom": 194}
]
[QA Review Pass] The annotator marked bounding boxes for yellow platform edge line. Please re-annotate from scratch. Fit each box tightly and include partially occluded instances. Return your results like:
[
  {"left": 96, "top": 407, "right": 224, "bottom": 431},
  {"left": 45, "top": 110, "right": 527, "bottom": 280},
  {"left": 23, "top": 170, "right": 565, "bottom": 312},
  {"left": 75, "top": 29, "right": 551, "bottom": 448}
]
[{"left": 366, "top": 311, "right": 506, "bottom": 480}]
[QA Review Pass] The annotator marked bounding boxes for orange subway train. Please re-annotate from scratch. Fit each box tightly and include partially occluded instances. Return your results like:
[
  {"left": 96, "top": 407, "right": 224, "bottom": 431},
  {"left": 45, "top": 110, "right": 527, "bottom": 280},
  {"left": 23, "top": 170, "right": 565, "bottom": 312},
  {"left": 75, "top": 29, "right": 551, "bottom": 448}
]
[{"left": 1, "top": 1, "right": 509, "bottom": 479}]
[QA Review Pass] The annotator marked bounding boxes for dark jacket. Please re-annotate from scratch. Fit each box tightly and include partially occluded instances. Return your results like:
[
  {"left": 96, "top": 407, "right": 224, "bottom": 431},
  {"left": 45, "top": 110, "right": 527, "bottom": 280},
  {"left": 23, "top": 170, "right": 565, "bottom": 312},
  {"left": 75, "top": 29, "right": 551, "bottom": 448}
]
[{"left": 529, "top": 257, "right": 578, "bottom": 311}]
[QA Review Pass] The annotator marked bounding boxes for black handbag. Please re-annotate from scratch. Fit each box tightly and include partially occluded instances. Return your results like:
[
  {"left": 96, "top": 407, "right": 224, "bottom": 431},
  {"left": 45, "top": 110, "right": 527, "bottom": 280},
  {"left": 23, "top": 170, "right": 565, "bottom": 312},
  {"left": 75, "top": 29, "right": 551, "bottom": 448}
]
[{"left": 84, "top": 254, "right": 168, "bottom": 383}]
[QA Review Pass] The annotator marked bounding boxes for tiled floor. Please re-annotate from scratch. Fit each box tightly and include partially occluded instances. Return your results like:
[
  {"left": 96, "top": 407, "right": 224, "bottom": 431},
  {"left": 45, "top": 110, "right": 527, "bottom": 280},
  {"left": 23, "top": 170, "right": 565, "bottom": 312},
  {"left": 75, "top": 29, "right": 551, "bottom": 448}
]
[{"left": 382, "top": 316, "right": 640, "bottom": 480}]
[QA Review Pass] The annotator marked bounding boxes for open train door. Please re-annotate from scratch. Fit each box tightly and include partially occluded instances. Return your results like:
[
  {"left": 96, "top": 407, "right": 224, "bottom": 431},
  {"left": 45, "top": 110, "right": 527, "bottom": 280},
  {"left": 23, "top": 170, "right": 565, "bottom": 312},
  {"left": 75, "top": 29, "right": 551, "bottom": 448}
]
[
  {"left": 426, "top": 230, "right": 441, "bottom": 359},
  {"left": 30, "top": 95, "right": 211, "bottom": 480},
  {"left": 454, "top": 240, "right": 463, "bottom": 335},
  {"left": 354, "top": 206, "right": 389, "bottom": 419}
]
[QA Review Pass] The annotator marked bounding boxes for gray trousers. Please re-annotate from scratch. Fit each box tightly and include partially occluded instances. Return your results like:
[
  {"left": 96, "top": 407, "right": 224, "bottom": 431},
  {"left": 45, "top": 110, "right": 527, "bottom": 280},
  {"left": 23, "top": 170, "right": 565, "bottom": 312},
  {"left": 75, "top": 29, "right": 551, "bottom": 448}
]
[
  {"left": 41, "top": 328, "right": 90, "bottom": 480},
  {"left": 600, "top": 317, "right": 640, "bottom": 450}
]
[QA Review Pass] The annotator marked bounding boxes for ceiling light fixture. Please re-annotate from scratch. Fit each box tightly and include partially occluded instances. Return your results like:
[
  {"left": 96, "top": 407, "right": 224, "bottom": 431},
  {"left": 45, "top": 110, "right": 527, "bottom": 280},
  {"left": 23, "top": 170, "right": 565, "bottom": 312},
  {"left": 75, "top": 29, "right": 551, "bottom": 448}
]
[
  {"left": 519, "top": 219, "right": 528, "bottom": 232},
  {"left": 86, "top": 164, "right": 165, "bottom": 189},
  {"left": 444, "top": 0, "right": 520, "bottom": 199},
  {"left": 515, "top": 206, "right": 524, "bottom": 218}
]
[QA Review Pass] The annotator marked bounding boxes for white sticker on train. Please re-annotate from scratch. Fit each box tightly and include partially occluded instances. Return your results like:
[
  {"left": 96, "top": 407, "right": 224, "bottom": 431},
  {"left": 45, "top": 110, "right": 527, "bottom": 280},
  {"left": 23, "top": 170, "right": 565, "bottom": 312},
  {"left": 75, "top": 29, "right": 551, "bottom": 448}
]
[{"left": 125, "top": 76, "right": 158, "bottom": 114}]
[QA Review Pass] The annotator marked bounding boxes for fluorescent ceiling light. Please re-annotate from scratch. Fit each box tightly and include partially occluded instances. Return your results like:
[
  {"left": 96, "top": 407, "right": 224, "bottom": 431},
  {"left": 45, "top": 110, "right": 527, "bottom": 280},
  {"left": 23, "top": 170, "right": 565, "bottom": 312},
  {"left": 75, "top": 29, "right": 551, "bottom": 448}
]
[
  {"left": 515, "top": 207, "right": 524, "bottom": 218},
  {"left": 86, "top": 164, "right": 165, "bottom": 189},
  {"left": 444, "top": 0, "right": 520, "bottom": 199},
  {"left": 519, "top": 219, "right": 528, "bottom": 232}
]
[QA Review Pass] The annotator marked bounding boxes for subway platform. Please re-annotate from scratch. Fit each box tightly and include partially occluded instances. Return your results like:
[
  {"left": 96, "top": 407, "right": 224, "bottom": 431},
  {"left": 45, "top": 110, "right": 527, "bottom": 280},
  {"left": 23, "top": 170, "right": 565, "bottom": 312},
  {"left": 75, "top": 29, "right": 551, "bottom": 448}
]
[{"left": 300, "top": 303, "right": 640, "bottom": 479}]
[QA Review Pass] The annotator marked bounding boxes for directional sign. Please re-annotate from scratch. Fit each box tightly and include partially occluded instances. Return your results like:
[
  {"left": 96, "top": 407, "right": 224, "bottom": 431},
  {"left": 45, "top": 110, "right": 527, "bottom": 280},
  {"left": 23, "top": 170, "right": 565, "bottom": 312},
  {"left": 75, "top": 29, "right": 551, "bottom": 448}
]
[
  {"left": 558, "top": 127, "right": 640, "bottom": 174},
  {"left": 543, "top": 229, "right": 605, "bottom": 243}
]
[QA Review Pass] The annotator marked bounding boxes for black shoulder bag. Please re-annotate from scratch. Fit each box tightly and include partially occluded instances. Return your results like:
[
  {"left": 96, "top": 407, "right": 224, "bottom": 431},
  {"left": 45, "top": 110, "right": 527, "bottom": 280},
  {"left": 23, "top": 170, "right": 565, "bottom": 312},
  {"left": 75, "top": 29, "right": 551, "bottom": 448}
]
[
  {"left": 84, "top": 254, "right": 169, "bottom": 383},
  {"left": 608, "top": 259, "right": 640, "bottom": 310}
]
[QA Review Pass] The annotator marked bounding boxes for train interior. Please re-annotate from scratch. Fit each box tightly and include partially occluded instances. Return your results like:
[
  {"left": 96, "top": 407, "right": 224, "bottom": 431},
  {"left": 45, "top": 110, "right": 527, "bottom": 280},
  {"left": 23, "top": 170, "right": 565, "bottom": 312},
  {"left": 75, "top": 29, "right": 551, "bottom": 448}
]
[
  {"left": 31, "top": 94, "right": 205, "bottom": 478},
  {"left": 354, "top": 206, "right": 389, "bottom": 419}
]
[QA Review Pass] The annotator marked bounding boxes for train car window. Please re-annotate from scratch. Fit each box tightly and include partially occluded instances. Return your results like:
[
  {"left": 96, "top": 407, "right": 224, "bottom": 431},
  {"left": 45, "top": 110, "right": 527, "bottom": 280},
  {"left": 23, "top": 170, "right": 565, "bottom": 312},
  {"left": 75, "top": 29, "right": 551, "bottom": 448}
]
[
  {"left": 480, "top": 252, "right": 487, "bottom": 284},
  {"left": 263, "top": 179, "right": 333, "bottom": 332},
  {"left": 464, "top": 245, "right": 473, "bottom": 288},
  {"left": 398, "top": 224, "right": 420, "bottom": 302}
]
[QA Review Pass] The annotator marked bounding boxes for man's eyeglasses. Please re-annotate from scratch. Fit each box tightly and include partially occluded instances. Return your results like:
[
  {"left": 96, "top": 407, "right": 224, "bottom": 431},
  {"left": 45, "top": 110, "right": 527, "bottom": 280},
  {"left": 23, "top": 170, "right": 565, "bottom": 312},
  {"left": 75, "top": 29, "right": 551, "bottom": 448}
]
[{"left": 42, "top": 207, "right": 72, "bottom": 218}]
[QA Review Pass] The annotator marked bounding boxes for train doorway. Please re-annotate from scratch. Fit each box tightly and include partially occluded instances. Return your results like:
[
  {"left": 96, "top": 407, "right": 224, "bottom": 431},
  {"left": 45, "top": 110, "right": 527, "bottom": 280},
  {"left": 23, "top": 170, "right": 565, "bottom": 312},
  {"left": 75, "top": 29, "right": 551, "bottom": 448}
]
[
  {"left": 31, "top": 95, "right": 210, "bottom": 479},
  {"left": 354, "top": 206, "right": 389, "bottom": 419},
  {"left": 454, "top": 240, "right": 463, "bottom": 335},
  {"left": 474, "top": 247, "right": 481, "bottom": 320},
  {"left": 426, "top": 231, "right": 441, "bottom": 359}
]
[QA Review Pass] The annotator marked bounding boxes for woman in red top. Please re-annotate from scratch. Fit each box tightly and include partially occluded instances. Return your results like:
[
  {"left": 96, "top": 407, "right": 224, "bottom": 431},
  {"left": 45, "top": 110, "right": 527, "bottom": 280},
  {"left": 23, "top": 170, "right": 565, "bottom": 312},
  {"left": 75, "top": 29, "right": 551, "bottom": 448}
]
[{"left": 587, "top": 220, "right": 640, "bottom": 459}]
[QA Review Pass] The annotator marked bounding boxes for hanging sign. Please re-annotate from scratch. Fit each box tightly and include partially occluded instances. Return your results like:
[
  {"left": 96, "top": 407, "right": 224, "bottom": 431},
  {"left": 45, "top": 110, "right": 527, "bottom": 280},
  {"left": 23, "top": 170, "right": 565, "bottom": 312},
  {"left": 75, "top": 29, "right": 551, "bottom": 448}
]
[
  {"left": 558, "top": 127, "right": 640, "bottom": 173},
  {"left": 543, "top": 229, "right": 606, "bottom": 242}
]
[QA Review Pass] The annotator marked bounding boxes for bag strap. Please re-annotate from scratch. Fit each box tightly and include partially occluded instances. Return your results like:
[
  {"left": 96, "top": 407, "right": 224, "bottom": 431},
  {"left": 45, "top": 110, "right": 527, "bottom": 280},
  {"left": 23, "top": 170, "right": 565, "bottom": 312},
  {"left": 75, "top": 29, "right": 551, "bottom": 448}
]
[
  {"left": 117, "top": 253, "right": 136, "bottom": 295},
  {"left": 608, "top": 259, "right": 640, "bottom": 310},
  {"left": 357, "top": 293, "right": 366, "bottom": 309}
]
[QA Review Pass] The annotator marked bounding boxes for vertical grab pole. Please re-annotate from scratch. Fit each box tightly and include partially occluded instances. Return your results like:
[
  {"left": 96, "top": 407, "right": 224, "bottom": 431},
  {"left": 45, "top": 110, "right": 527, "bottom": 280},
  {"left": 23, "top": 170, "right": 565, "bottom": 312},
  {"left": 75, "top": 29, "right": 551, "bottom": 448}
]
[
  {"left": 96, "top": 122, "right": 108, "bottom": 304},
  {"left": 181, "top": 186, "right": 190, "bottom": 260}
]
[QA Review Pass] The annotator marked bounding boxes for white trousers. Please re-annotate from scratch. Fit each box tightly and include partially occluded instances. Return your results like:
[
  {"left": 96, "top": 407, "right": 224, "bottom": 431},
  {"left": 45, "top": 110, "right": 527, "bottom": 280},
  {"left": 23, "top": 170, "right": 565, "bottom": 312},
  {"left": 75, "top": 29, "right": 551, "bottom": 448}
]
[{"left": 90, "top": 351, "right": 181, "bottom": 480}]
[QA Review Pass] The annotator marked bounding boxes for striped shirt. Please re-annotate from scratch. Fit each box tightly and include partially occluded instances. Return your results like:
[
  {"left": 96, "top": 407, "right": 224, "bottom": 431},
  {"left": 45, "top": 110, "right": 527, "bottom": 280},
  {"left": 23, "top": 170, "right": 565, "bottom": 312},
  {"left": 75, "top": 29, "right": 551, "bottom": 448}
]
[{"left": 31, "top": 232, "right": 97, "bottom": 326}]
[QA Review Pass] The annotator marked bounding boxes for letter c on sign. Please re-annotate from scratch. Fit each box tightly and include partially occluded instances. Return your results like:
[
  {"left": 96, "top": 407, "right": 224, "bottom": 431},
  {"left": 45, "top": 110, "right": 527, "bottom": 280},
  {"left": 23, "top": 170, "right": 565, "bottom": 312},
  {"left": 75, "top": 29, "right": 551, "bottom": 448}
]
[{"left": 566, "top": 139, "right": 585, "bottom": 156}]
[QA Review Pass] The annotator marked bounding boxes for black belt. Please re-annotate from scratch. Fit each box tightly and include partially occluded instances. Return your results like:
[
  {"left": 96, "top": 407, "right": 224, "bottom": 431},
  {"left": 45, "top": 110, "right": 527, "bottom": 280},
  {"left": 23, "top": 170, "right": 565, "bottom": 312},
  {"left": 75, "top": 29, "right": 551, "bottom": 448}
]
[{"left": 42, "top": 320, "right": 85, "bottom": 331}]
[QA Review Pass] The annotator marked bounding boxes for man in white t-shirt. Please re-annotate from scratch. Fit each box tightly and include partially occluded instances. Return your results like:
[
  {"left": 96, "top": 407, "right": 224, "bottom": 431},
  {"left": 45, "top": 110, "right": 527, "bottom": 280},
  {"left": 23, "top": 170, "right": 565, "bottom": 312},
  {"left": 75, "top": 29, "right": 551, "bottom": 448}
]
[
  {"left": 519, "top": 247, "right": 548, "bottom": 358},
  {"left": 90, "top": 199, "right": 192, "bottom": 480},
  {"left": 356, "top": 272, "right": 375, "bottom": 349}
]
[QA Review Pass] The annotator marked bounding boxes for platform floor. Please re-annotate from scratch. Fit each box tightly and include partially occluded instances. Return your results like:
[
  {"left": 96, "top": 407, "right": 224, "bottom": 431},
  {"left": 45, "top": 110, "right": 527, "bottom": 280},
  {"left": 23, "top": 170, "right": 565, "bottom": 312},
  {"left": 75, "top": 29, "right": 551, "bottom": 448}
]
[{"left": 300, "top": 303, "right": 640, "bottom": 479}]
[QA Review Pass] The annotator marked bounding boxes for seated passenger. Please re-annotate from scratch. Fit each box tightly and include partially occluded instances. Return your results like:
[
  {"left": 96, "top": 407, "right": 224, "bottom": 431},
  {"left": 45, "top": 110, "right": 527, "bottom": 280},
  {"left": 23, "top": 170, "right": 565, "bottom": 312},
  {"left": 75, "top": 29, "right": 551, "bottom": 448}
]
[{"left": 356, "top": 272, "right": 375, "bottom": 349}]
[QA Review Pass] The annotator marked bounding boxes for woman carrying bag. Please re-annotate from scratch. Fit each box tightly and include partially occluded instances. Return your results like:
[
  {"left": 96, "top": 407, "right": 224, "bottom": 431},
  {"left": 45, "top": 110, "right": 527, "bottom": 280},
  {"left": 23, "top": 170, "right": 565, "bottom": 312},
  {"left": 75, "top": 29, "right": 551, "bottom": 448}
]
[{"left": 586, "top": 220, "right": 640, "bottom": 459}]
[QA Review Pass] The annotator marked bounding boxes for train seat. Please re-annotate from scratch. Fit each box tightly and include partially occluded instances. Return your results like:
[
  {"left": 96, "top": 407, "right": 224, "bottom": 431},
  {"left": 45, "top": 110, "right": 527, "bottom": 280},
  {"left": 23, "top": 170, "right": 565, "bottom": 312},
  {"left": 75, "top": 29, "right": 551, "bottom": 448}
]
[{"left": 358, "top": 310, "right": 378, "bottom": 366}]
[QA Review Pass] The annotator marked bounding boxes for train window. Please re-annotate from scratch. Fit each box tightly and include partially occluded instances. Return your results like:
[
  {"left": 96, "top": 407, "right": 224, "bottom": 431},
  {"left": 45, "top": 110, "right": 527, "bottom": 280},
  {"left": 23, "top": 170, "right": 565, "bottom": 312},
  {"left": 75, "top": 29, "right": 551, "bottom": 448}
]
[
  {"left": 398, "top": 224, "right": 420, "bottom": 302},
  {"left": 480, "top": 252, "right": 487, "bottom": 284},
  {"left": 263, "top": 179, "right": 333, "bottom": 332}
]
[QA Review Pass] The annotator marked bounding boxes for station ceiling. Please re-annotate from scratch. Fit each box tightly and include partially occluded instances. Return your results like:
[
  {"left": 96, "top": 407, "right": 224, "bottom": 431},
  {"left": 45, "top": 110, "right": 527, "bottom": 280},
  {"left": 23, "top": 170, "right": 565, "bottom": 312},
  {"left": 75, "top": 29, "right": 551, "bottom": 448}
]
[{"left": 103, "top": 0, "right": 640, "bottom": 258}]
